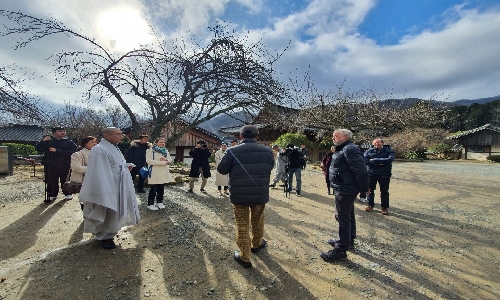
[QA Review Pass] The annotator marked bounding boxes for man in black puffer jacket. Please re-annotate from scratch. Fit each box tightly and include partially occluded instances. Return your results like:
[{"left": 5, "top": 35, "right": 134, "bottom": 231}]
[
  {"left": 320, "top": 129, "right": 369, "bottom": 263},
  {"left": 217, "top": 125, "right": 274, "bottom": 268},
  {"left": 363, "top": 138, "right": 395, "bottom": 215}
]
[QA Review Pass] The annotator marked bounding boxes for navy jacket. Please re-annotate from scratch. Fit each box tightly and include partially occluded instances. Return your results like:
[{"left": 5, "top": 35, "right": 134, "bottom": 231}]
[
  {"left": 328, "top": 140, "right": 369, "bottom": 195},
  {"left": 364, "top": 145, "right": 395, "bottom": 177},
  {"left": 126, "top": 140, "right": 151, "bottom": 170},
  {"left": 217, "top": 139, "right": 274, "bottom": 206},
  {"left": 35, "top": 137, "right": 77, "bottom": 169}
]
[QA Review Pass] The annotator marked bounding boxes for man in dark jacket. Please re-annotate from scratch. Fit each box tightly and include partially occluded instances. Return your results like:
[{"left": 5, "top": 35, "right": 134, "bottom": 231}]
[
  {"left": 283, "top": 144, "right": 304, "bottom": 196},
  {"left": 364, "top": 138, "right": 395, "bottom": 215},
  {"left": 217, "top": 125, "right": 274, "bottom": 268},
  {"left": 187, "top": 140, "right": 212, "bottom": 193},
  {"left": 126, "top": 135, "right": 151, "bottom": 193},
  {"left": 320, "top": 129, "right": 369, "bottom": 262},
  {"left": 35, "top": 126, "right": 77, "bottom": 203}
]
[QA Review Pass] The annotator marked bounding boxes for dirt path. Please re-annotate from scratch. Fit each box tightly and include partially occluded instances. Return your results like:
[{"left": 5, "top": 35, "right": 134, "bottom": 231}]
[{"left": 0, "top": 161, "right": 499, "bottom": 299}]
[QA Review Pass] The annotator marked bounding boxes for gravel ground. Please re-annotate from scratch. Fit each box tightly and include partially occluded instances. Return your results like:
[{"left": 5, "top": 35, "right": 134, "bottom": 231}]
[{"left": 0, "top": 160, "right": 499, "bottom": 300}]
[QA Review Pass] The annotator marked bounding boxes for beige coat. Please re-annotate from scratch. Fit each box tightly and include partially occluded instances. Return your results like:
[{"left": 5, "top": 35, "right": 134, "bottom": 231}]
[
  {"left": 69, "top": 148, "right": 90, "bottom": 183},
  {"left": 214, "top": 149, "right": 229, "bottom": 186},
  {"left": 146, "top": 148, "right": 172, "bottom": 185}
]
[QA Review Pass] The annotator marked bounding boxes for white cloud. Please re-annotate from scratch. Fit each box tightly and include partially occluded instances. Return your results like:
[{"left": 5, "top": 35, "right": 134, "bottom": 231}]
[{"left": 1, "top": 0, "right": 500, "bottom": 107}]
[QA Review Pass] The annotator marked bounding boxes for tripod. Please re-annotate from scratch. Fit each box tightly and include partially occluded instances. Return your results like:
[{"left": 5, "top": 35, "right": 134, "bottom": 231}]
[
  {"left": 43, "top": 151, "right": 52, "bottom": 203},
  {"left": 283, "top": 161, "right": 290, "bottom": 198}
]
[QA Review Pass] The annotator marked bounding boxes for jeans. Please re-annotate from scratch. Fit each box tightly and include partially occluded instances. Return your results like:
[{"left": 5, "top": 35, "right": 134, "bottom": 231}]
[
  {"left": 148, "top": 184, "right": 165, "bottom": 205},
  {"left": 287, "top": 167, "right": 302, "bottom": 191},
  {"left": 367, "top": 175, "right": 390, "bottom": 208},
  {"left": 334, "top": 193, "right": 356, "bottom": 251}
]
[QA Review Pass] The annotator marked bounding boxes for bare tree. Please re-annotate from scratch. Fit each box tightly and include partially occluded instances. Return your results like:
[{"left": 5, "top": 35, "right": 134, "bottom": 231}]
[
  {"left": 0, "top": 11, "right": 286, "bottom": 147},
  {"left": 261, "top": 74, "right": 450, "bottom": 145},
  {"left": 0, "top": 65, "right": 51, "bottom": 124}
]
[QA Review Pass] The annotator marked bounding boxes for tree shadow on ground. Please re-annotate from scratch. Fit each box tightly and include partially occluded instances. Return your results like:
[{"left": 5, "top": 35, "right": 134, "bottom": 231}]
[
  {"left": 0, "top": 201, "right": 67, "bottom": 260},
  {"left": 17, "top": 240, "right": 145, "bottom": 300}
]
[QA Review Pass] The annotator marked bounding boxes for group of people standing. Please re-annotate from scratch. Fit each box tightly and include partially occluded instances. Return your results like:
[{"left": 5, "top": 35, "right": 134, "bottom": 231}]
[{"left": 36, "top": 125, "right": 392, "bottom": 266}]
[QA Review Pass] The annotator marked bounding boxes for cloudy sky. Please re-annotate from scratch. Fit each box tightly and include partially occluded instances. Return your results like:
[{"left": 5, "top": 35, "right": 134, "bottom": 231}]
[{"left": 1, "top": 0, "right": 500, "bottom": 107}]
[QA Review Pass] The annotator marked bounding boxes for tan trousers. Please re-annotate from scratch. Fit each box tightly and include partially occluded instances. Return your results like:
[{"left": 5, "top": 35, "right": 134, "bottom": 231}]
[
  {"left": 232, "top": 204, "right": 265, "bottom": 263},
  {"left": 189, "top": 167, "right": 207, "bottom": 190}
]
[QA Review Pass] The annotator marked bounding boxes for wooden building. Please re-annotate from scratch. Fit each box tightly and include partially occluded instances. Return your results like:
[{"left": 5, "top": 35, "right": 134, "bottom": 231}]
[{"left": 446, "top": 124, "right": 500, "bottom": 160}]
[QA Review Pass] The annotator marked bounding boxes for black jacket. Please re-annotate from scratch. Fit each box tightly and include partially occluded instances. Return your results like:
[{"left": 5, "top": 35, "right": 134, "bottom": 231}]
[
  {"left": 282, "top": 148, "right": 303, "bottom": 169},
  {"left": 364, "top": 145, "right": 395, "bottom": 177},
  {"left": 35, "top": 137, "right": 77, "bottom": 169},
  {"left": 126, "top": 140, "right": 152, "bottom": 170},
  {"left": 188, "top": 147, "right": 212, "bottom": 178},
  {"left": 217, "top": 139, "right": 274, "bottom": 206},
  {"left": 328, "top": 140, "right": 369, "bottom": 195}
]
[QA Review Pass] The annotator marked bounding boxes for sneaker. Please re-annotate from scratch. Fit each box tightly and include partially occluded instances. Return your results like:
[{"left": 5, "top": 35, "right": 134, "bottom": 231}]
[
  {"left": 156, "top": 203, "right": 165, "bottom": 209},
  {"left": 296, "top": 191, "right": 301, "bottom": 196},
  {"left": 49, "top": 196, "right": 57, "bottom": 201},
  {"left": 320, "top": 248, "right": 347, "bottom": 262},
  {"left": 327, "top": 239, "right": 355, "bottom": 250},
  {"left": 186, "top": 189, "right": 194, "bottom": 193},
  {"left": 64, "top": 194, "right": 73, "bottom": 200},
  {"left": 147, "top": 205, "right": 159, "bottom": 211},
  {"left": 365, "top": 205, "right": 373, "bottom": 212},
  {"left": 233, "top": 251, "right": 252, "bottom": 268},
  {"left": 251, "top": 239, "right": 267, "bottom": 253},
  {"left": 381, "top": 208, "right": 389, "bottom": 215},
  {"left": 358, "top": 197, "right": 368, "bottom": 203}
]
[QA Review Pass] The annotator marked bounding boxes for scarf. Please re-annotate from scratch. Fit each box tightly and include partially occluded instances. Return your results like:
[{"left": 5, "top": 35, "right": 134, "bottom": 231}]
[{"left": 152, "top": 145, "right": 169, "bottom": 157}]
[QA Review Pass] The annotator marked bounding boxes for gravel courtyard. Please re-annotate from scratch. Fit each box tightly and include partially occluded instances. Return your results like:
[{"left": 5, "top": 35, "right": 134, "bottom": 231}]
[{"left": 0, "top": 160, "right": 499, "bottom": 300}]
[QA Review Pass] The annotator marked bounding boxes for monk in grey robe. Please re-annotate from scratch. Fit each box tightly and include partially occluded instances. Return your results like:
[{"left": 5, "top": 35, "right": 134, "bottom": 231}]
[{"left": 79, "top": 127, "right": 140, "bottom": 249}]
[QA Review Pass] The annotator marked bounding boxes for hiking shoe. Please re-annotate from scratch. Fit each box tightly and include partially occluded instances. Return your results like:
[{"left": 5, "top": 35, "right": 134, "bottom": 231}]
[
  {"left": 233, "top": 251, "right": 252, "bottom": 268},
  {"left": 358, "top": 197, "right": 368, "bottom": 203},
  {"left": 156, "top": 203, "right": 165, "bottom": 209},
  {"left": 365, "top": 205, "right": 373, "bottom": 212},
  {"left": 327, "top": 239, "right": 355, "bottom": 250},
  {"left": 381, "top": 208, "right": 389, "bottom": 215},
  {"left": 320, "top": 248, "right": 347, "bottom": 262},
  {"left": 251, "top": 239, "right": 267, "bottom": 253},
  {"left": 147, "top": 205, "right": 159, "bottom": 211}
]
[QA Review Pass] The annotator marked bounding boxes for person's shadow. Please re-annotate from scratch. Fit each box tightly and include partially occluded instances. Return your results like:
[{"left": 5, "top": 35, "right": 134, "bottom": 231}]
[{"left": 0, "top": 201, "right": 66, "bottom": 260}]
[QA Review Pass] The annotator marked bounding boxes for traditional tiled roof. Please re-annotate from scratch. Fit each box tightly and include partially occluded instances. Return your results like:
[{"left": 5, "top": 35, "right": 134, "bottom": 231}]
[
  {"left": 0, "top": 124, "right": 45, "bottom": 144},
  {"left": 446, "top": 124, "right": 500, "bottom": 139}
]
